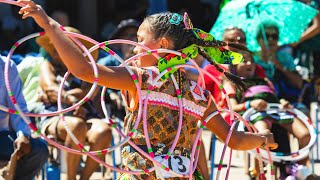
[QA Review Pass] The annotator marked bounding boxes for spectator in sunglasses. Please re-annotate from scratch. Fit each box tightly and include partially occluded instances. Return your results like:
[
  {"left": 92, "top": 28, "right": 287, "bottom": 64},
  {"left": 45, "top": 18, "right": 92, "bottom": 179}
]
[{"left": 253, "top": 21, "right": 304, "bottom": 105}]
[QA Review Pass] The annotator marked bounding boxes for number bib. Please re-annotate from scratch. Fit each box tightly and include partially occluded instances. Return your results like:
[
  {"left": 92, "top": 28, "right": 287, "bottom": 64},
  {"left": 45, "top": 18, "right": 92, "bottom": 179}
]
[{"left": 154, "top": 155, "right": 190, "bottom": 178}]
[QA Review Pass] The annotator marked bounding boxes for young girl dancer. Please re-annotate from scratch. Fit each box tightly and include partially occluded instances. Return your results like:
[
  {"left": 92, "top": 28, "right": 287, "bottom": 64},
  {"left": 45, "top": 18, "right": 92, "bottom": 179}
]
[{"left": 18, "top": 1, "right": 277, "bottom": 179}]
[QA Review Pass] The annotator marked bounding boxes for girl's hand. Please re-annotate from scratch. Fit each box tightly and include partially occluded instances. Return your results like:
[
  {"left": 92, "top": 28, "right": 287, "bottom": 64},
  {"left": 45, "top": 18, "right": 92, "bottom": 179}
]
[
  {"left": 250, "top": 99, "right": 268, "bottom": 111},
  {"left": 258, "top": 129, "right": 278, "bottom": 150},
  {"left": 18, "top": 0, "right": 51, "bottom": 29}
]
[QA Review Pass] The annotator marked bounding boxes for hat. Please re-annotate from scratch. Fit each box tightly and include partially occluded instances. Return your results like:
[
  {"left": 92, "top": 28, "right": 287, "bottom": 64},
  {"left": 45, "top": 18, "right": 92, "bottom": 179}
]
[
  {"left": 36, "top": 26, "right": 99, "bottom": 61},
  {"left": 108, "top": 19, "right": 139, "bottom": 40}
]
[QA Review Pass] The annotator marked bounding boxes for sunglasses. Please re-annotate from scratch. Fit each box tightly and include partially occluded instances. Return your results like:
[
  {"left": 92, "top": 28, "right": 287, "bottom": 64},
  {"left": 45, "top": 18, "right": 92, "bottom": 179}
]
[{"left": 265, "top": 33, "right": 279, "bottom": 41}]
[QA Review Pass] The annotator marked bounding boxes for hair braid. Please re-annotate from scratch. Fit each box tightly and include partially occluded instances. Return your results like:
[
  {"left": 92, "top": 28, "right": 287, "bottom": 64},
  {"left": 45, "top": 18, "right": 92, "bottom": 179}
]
[
  {"left": 227, "top": 42, "right": 251, "bottom": 52},
  {"left": 198, "top": 47, "right": 247, "bottom": 91},
  {"left": 189, "top": 35, "right": 226, "bottom": 48},
  {"left": 191, "top": 37, "right": 249, "bottom": 53}
]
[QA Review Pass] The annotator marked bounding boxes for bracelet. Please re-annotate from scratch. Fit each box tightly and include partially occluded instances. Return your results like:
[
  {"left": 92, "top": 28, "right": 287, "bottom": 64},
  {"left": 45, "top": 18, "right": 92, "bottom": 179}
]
[
  {"left": 260, "top": 135, "right": 268, "bottom": 148},
  {"left": 245, "top": 100, "right": 251, "bottom": 110}
]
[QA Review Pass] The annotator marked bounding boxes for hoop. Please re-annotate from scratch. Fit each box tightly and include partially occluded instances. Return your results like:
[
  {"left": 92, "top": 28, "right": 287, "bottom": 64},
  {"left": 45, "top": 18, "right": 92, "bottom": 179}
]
[{"left": 240, "top": 103, "right": 316, "bottom": 162}]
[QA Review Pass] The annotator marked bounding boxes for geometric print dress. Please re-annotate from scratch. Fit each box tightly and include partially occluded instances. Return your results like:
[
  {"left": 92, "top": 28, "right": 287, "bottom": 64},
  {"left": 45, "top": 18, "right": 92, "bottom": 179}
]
[{"left": 119, "top": 67, "right": 212, "bottom": 180}]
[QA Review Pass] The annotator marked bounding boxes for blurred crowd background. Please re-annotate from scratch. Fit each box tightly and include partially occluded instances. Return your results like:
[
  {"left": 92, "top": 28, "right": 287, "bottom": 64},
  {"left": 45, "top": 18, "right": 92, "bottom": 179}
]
[{"left": 0, "top": 0, "right": 219, "bottom": 54}]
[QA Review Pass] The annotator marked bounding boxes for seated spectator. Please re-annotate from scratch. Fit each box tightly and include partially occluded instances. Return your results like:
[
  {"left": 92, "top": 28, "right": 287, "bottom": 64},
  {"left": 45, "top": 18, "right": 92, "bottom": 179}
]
[
  {"left": 0, "top": 55, "right": 49, "bottom": 180},
  {"left": 225, "top": 50, "right": 312, "bottom": 178},
  {"left": 253, "top": 21, "right": 304, "bottom": 104},
  {"left": 35, "top": 27, "right": 111, "bottom": 180},
  {"left": 99, "top": 19, "right": 139, "bottom": 66},
  {"left": 98, "top": 19, "right": 139, "bottom": 120}
]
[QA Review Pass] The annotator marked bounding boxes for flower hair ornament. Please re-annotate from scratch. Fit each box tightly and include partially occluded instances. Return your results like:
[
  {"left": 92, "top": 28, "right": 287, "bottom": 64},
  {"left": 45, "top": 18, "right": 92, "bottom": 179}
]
[
  {"left": 159, "top": 12, "right": 244, "bottom": 81},
  {"left": 169, "top": 13, "right": 183, "bottom": 25}
]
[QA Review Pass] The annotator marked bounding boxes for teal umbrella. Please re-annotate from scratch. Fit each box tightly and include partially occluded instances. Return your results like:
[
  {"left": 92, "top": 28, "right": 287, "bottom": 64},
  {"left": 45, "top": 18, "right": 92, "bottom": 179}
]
[{"left": 210, "top": 0, "right": 319, "bottom": 51}]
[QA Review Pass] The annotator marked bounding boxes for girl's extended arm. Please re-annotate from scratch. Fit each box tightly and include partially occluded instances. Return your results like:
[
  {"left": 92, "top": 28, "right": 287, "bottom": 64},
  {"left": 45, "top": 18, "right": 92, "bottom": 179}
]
[
  {"left": 19, "top": 1, "right": 137, "bottom": 94},
  {"left": 202, "top": 101, "right": 278, "bottom": 151}
]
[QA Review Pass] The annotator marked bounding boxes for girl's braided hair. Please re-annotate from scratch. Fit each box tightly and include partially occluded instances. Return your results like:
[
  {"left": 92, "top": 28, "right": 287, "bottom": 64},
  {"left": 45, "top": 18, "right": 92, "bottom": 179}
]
[{"left": 144, "top": 12, "right": 248, "bottom": 91}]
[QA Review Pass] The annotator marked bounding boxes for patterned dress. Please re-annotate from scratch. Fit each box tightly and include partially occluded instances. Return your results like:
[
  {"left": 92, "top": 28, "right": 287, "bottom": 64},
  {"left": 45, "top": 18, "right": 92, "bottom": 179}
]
[{"left": 119, "top": 67, "right": 212, "bottom": 180}]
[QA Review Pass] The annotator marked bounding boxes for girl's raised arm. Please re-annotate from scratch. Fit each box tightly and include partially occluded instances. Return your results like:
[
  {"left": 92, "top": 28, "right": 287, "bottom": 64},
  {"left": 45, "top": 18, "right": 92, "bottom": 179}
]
[{"left": 18, "top": 0, "right": 137, "bottom": 93}]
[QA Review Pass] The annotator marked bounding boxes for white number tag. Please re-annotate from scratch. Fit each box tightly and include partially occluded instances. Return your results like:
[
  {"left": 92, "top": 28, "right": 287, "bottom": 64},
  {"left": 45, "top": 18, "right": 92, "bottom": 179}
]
[{"left": 154, "top": 155, "right": 190, "bottom": 178}]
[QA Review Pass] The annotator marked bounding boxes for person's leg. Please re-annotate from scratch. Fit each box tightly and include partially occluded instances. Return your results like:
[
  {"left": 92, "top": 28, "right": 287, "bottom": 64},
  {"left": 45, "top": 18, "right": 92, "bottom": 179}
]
[
  {"left": 251, "top": 120, "right": 272, "bottom": 179},
  {"left": 281, "top": 117, "right": 311, "bottom": 165},
  {"left": 80, "top": 119, "right": 112, "bottom": 180},
  {"left": 253, "top": 119, "right": 272, "bottom": 132},
  {"left": 14, "top": 138, "right": 49, "bottom": 180},
  {"left": 46, "top": 116, "right": 87, "bottom": 180}
]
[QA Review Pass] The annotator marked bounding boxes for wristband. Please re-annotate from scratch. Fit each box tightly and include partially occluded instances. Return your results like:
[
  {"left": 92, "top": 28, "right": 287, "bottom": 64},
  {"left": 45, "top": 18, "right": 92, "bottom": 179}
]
[{"left": 245, "top": 100, "right": 251, "bottom": 110}]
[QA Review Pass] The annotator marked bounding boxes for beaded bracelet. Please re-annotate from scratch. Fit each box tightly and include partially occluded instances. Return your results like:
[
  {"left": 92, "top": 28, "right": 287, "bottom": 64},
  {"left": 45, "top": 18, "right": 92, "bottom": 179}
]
[{"left": 245, "top": 100, "right": 251, "bottom": 110}]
